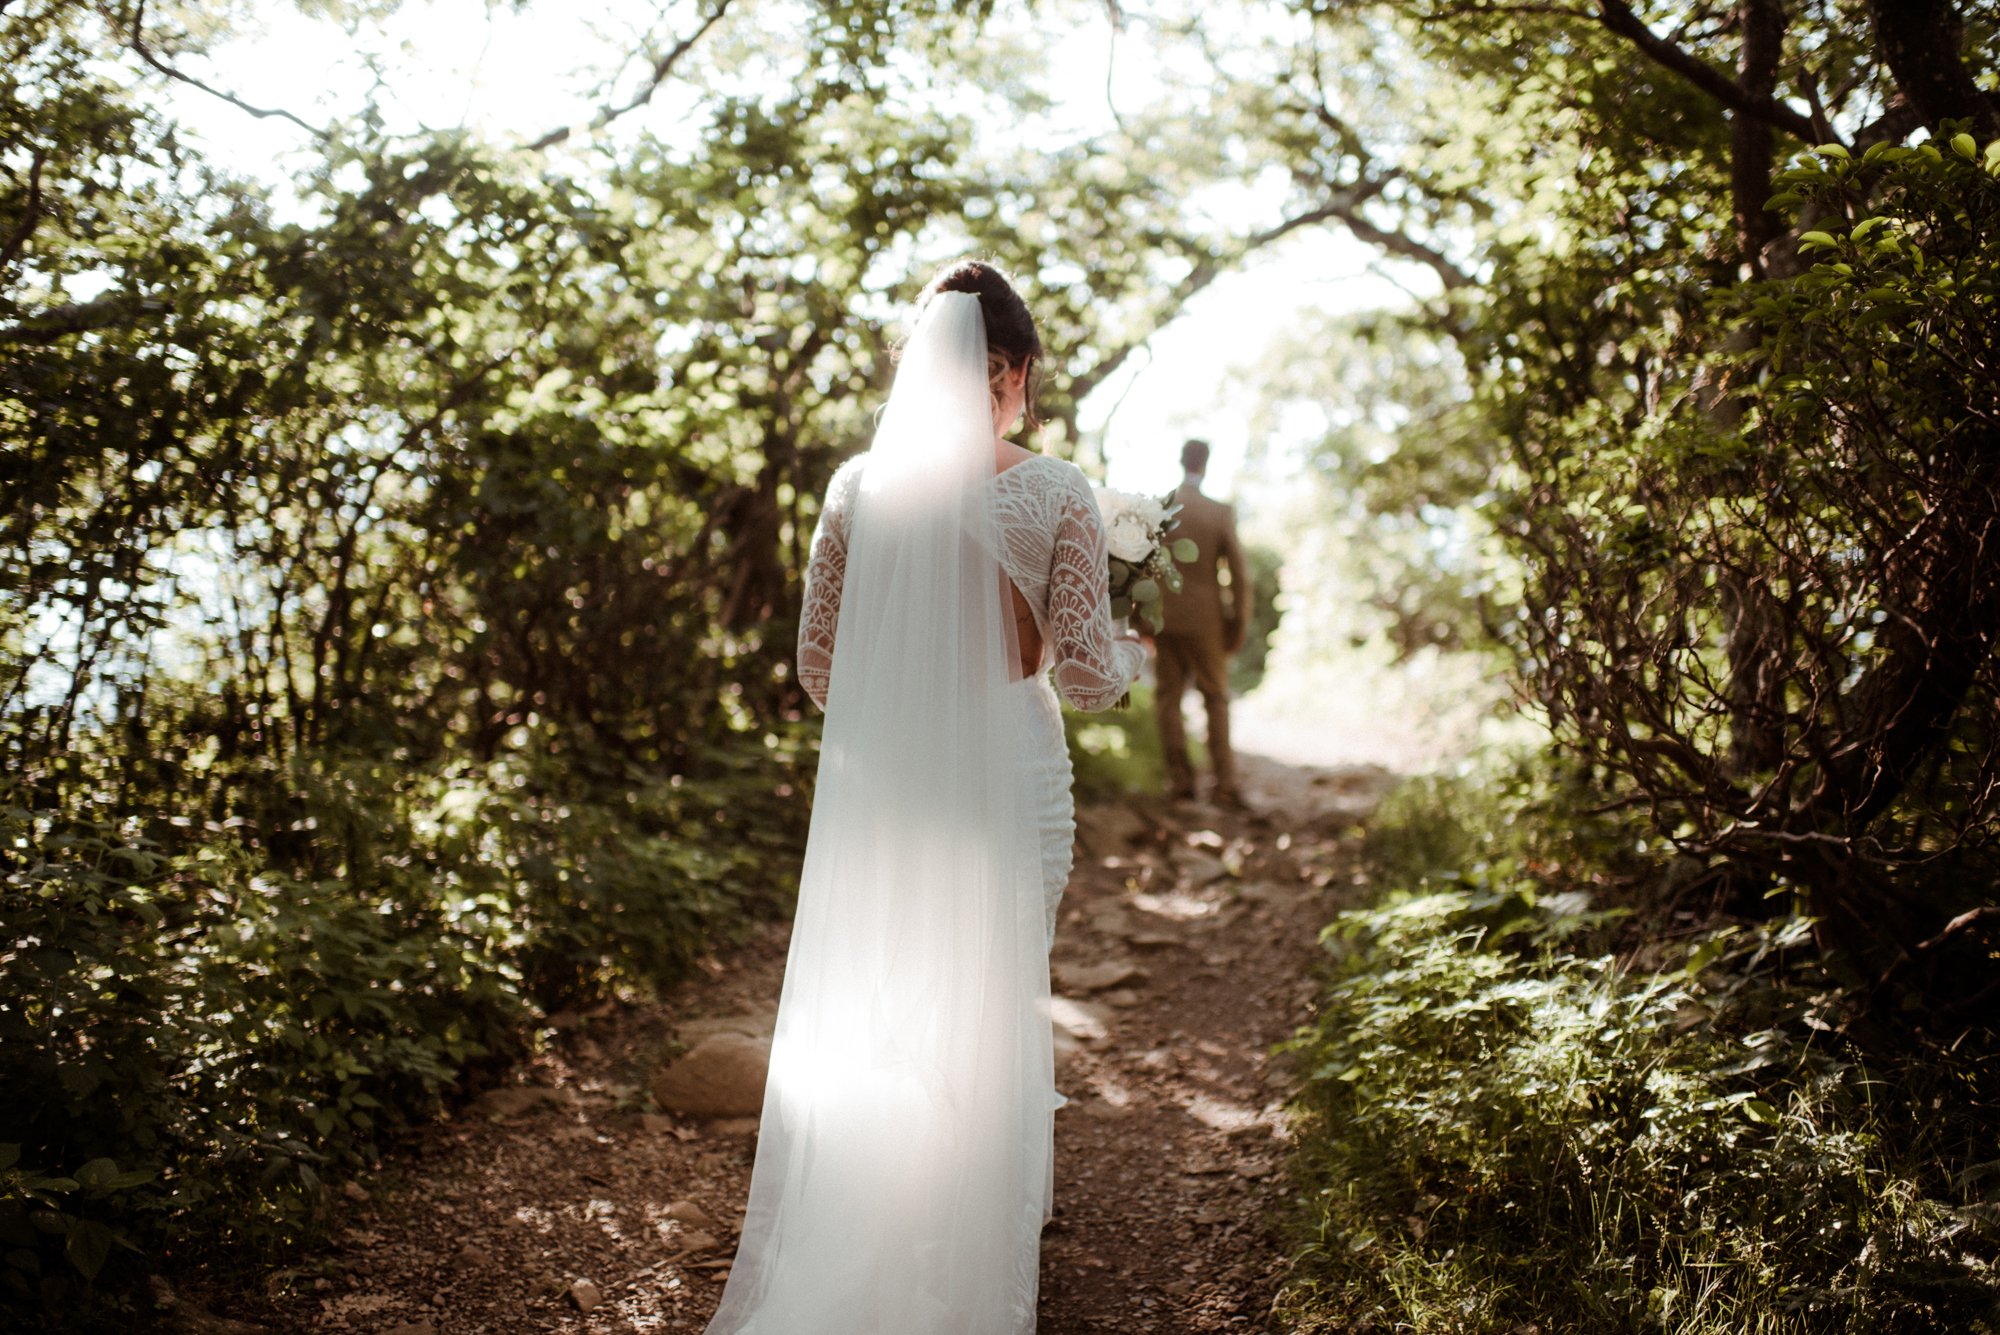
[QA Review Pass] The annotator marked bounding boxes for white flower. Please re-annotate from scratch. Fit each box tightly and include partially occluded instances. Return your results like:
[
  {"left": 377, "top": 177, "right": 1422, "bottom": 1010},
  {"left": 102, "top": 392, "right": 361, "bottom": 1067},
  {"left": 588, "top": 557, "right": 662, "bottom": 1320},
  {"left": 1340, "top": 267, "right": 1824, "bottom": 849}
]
[
  {"left": 1106, "top": 511, "right": 1155, "bottom": 562},
  {"left": 1097, "top": 486, "right": 1154, "bottom": 524}
]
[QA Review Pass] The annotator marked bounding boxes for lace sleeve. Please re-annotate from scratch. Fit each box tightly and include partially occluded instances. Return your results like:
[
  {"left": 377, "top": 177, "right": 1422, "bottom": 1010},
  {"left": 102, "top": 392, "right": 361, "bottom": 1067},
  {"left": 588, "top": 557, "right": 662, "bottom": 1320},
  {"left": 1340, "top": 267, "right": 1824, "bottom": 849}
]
[
  {"left": 1047, "top": 470, "right": 1146, "bottom": 712},
  {"left": 798, "top": 461, "right": 861, "bottom": 710}
]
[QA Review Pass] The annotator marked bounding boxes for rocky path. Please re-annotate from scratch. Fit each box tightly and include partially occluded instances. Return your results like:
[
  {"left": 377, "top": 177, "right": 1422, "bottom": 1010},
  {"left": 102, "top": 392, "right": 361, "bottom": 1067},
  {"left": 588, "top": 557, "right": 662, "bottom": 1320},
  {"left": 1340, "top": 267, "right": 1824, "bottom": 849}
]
[{"left": 181, "top": 753, "right": 1391, "bottom": 1335}]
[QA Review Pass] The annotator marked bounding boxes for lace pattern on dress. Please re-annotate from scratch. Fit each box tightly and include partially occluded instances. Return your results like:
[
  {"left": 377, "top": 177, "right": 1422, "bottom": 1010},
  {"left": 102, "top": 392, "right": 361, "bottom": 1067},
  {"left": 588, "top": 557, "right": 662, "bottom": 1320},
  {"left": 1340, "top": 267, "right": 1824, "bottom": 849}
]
[
  {"left": 1035, "top": 465, "right": 1147, "bottom": 711},
  {"left": 797, "top": 459, "right": 864, "bottom": 709},
  {"left": 797, "top": 454, "right": 1141, "bottom": 711}
]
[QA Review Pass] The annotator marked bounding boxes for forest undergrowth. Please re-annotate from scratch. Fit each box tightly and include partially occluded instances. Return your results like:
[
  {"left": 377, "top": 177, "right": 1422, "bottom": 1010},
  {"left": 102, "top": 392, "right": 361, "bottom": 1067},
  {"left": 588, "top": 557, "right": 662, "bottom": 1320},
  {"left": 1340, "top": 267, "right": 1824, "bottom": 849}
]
[
  {"left": 1276, "top": 756, "right": 2000, "bottom": 1335},
  {"left": 1, "top": 731, "right": 813, "bottom": 1330}
]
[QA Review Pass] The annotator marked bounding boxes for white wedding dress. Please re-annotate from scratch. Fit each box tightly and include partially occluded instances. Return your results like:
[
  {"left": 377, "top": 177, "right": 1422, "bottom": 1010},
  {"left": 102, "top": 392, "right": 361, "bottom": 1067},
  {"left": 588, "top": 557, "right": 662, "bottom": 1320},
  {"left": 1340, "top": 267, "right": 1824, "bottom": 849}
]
[
  {"left": 704, "top": 293, "right": 1141, "bottom": 1335},
  {"left": 800, "top": 452, "right": 1149, "bottom": 942}
]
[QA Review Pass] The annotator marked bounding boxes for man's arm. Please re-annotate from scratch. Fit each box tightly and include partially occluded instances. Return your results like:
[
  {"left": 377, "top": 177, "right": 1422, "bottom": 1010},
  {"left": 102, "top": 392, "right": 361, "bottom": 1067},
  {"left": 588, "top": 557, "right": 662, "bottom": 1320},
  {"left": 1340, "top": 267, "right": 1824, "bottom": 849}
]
[{"left": 1220, "top": 504, "right": 1253, "bottom": 654}]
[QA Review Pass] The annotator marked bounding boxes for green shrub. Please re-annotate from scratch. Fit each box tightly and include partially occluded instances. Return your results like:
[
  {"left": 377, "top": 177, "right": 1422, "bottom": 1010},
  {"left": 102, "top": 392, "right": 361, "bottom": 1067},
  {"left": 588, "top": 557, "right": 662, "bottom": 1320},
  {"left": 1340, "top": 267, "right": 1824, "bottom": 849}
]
[
  {"left": 0, "top": 728, "right": 810, "bottom": 1323},
  {"left": 1064, "top": 682, "right": 1176, "bottom": 800},
  {"left": 1278, "top": 773, "right": 2000, "bottom": 1334},
  {"left": 1230, "top": 543, "right": 1286, "bottom": 696}
]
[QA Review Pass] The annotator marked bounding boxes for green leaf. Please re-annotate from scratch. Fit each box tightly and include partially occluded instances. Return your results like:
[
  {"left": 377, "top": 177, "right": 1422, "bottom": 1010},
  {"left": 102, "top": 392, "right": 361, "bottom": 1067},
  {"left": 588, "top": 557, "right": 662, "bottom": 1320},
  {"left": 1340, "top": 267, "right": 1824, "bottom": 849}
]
[
  {"left": 1170, "top": 538, "right": 1199, "bottom": 563},
  {"left": 1684, "top": 936, "right": 1728, "bottom": 976},
  {"left": 73, "top": 1159, "right": 118, "bottom": 1191},
  {"left": 55, "top": 1062, "right": 104, "bottom": 1099},
  {"left": 64, "top": 1219, "right": 114, "bottom": 1281},
  {"left": 1798, "top": 230, "right": 1836, "bottom": 250},
  {"left": 1951, "top": 132, "right": 1977, "bottom": 160},
  {"left": 1130, "top": 578, "right": 1160, "bottom": 605},
  {"left": 1741, "top": 1098, "right": 1781, "bottom": 1126}
]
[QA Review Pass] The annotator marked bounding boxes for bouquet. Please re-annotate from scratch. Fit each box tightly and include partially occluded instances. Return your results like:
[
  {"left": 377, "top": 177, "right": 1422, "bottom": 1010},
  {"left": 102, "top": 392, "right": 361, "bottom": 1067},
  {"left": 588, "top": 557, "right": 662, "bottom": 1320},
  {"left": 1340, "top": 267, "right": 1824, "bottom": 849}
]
[{"left": 1095, "top": 487, "right": 1198, "bottom": 632}]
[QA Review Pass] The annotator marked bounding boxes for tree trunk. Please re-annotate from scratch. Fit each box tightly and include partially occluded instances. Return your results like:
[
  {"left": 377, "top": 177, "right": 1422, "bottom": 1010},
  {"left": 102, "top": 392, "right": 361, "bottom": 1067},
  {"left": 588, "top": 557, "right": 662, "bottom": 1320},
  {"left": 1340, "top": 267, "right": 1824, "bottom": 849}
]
[
  {"left": 1823, "top": 456, "right": 2000, "bottom": 831},
  {"left": 718, "top": 450, "right": 790, "bottom": 633},
  {"left": 1867, "top": 0, "right": 2000, "bottom": 138},
  {"left": 1732, "top": 0, "right": 1787, "bottom": 270},
  {"left": 1779, "top": 436, "right": 2000, "bottom": 1007},
  {"left": 1722, "top": 573, "right": 1786, "bottom": 775}
]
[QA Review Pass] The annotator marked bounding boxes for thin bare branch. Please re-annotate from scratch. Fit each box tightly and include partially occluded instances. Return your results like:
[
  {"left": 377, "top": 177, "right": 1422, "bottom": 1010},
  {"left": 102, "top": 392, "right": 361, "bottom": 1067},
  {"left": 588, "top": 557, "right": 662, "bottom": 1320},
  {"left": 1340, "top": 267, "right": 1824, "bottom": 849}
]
[
  {"left": 1593, "top": 0, "right": 1822, "bottom": 144},
  {"left": 0, "top": 293, "right": 165, "bottom": 345},
  {"left": 1313, "top": 192, "right": 1474, "bottom": 292},
  {"left": 1065, "top": 194, "right": 1426, "bottom": 410},
  {"left": 525, "top": 0, "right": 736, "bottom": 153},
  {"left": 126, "top": 0, "right": 329, "bottom": 141}
]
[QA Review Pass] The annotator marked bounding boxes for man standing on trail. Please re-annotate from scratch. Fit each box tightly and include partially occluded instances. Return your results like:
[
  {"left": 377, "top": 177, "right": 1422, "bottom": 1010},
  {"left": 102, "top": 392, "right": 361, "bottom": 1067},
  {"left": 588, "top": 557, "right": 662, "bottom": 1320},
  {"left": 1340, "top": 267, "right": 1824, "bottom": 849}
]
[{"left": 1153, "top": 438, "right": 1253, "bottom": 809}]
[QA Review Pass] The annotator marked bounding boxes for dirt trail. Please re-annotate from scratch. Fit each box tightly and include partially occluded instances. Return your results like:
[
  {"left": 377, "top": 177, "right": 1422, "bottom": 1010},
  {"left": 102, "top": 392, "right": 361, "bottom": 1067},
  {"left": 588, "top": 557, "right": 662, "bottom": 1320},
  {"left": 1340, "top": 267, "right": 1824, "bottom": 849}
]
[{"left": 185, "top": 752, "right": 1389, "bottom": 1335}]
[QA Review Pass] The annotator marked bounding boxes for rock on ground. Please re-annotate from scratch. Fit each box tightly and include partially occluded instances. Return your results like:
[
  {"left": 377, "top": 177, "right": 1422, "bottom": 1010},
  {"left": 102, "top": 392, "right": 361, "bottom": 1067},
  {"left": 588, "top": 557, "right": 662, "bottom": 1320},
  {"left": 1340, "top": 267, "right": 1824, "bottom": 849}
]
[{"left": 651, "top": 1031, "right": 771, "bottom": 1118}]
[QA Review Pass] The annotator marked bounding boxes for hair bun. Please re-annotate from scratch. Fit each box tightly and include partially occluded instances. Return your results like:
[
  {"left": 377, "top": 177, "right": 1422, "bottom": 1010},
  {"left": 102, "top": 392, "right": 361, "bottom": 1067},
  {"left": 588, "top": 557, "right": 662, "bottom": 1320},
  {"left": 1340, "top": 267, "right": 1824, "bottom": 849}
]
[
  {"left": 918, "top": 257, "right": 1045, "bottom": 431},
  {"left": 922, "top": 258, "right": 1042, "bottom": 363}
]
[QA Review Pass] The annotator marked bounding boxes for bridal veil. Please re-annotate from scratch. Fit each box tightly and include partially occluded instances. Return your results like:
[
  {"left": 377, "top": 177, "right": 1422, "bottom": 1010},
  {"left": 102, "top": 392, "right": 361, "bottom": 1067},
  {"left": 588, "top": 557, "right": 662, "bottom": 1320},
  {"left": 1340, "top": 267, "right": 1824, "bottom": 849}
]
[{"left": 704, "top": 291, "right": 1052, "bottom": 1334}]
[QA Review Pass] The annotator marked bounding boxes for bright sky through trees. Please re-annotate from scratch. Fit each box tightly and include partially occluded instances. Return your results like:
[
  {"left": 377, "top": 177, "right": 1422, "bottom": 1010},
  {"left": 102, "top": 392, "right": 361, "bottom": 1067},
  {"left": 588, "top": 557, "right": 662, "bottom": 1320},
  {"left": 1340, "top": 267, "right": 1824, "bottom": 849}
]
[{"left": 162, "top": 0, "right": 1420, "bottom": 507}]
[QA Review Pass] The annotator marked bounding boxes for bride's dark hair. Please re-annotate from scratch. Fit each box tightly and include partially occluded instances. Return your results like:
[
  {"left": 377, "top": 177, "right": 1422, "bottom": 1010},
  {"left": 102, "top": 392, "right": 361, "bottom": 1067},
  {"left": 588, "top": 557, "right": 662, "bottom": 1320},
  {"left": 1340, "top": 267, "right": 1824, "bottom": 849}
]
[{"left": 919, "top": 258, "right": 1044, "bottom": 431}]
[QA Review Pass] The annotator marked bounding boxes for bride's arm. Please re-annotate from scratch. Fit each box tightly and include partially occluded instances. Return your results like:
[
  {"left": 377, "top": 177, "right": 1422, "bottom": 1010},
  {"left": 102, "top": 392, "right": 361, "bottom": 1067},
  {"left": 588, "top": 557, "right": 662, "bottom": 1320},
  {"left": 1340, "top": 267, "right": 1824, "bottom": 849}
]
[
  {"left": 1047, "top": 475, "right": 1146, "bottom": 712},
  {"left": 797, "top": 465, "right": 858, "bottom": 710}
]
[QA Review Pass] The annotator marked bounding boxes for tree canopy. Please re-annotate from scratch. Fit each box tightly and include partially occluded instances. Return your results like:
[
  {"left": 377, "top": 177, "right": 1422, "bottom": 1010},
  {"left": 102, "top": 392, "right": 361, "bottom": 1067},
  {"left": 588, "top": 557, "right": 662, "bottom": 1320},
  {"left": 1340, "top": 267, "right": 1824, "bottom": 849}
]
[
  {"left": 5, "top": 0, "right": 1999, "bottom": 1321},
  {"left": 1217, "top": 0, "right": 2000, "bottom": 1011}
]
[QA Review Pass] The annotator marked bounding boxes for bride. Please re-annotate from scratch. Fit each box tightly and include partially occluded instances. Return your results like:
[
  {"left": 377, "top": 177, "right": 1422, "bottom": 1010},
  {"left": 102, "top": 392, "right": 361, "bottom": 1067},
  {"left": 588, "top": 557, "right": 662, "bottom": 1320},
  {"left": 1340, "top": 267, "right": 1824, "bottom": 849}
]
[{"left": 703, "top": 260, "right": 1145, "bottom": 1334}]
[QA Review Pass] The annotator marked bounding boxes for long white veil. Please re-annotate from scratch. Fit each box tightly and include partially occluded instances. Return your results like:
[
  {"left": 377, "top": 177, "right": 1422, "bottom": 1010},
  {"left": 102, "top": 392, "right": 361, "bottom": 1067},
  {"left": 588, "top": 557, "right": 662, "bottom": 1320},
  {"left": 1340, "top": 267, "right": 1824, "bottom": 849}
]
[{"left": 705, "top": 291, "right": 1051, "bottom": 1334}]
